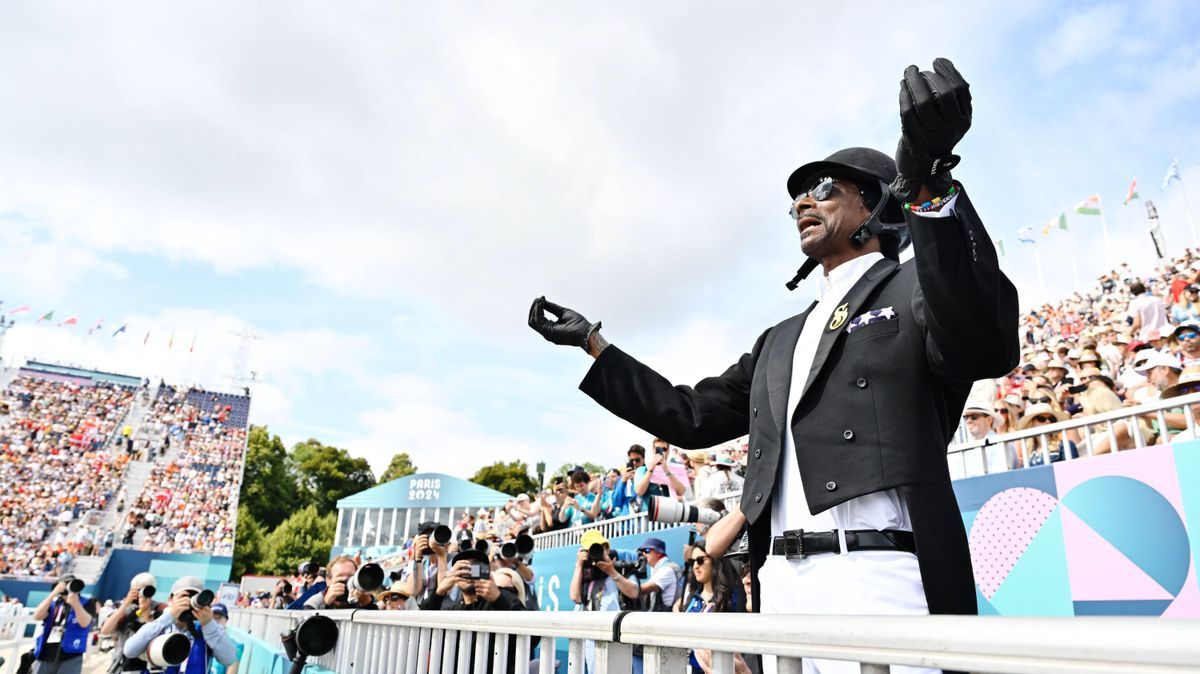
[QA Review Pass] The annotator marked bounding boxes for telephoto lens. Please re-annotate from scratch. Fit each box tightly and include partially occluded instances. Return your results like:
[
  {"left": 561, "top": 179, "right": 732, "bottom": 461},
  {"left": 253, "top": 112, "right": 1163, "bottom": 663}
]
[
  {"left": 647, "top": 495, "right": 723, "bottom": 525},
  {"left": 145, "top": 633, "right": 191, "bottom": 668},
  {"left": 515, "top": 534, "right": 535, "bottom": 562},
  {"left": 191, "top": 588, "right": 215, "bottom": 610},
  {"left": 587, "top": 543, "right": 606, "bottom": 563},
  {"left": 473, "top": 539, "right": 491, "bottom": 556},
  {"left": 65, "top": 577, "right": 85, "bottom": 594},
  {"left": 499, "top": 542, "right": 518, "bottom": 561},
  {"left": 141, "top": 585, "right": 156, "bottom": 599},
  {"left": 347, "top": 563, "right": 385, "bottom": 594},
  {"left": 455, "top": 529, "right": 474, "bottom": 549},
  {"left": 432, "top": 525, "right": 452, "bottom": 547}
]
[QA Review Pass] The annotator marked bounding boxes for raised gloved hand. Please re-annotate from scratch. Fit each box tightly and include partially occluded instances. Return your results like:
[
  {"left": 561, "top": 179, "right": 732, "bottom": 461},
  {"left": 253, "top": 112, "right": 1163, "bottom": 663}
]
[
  {"left": 890, "top": 57, "right": 972, "bottom": 203},
  {"left": 528, "top": 296, "right": 601, "bottom": 351}
]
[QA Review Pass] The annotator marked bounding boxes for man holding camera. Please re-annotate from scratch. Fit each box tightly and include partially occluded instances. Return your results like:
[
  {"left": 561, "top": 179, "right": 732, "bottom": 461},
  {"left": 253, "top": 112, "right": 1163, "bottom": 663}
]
[
  {"left": 569, "top": 530, "right": 640, "bottom": 674},
  {"left": 123, "top": 576, "right": 237, "bottom": 674},
  {"left": 100, "top": 572, "right": 161, "bottom": 674},
  {"left": 301, "top": 556, "right": 377, "bottom": 610},
  {"left": 30, "top": 577, "right": 96, "bottom": 674}
]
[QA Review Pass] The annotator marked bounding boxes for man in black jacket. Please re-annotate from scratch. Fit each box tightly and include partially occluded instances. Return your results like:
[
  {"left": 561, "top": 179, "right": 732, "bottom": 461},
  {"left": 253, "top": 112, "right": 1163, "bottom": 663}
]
[{"left": 530, "top": 58, "right": 1018, "bottom": 669}]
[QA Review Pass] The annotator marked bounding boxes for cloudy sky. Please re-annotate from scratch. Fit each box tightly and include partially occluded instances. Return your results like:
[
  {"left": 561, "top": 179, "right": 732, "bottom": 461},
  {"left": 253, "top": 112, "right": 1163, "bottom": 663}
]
[{"left": 2, "top": 1, "right": 1199, "bottom": 479}]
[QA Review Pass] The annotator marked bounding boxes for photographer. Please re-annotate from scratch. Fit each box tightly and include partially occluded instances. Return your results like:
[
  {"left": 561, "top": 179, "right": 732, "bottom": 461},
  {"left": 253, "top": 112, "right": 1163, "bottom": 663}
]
[
  {"left": 493, "top": 534, "right": 538, "bottom": 611},
  {"left": 569, "top": 531, "right": 640, "bottom": 674},
  {"left": 30, "top": 577, "right": 96, "bottom": 674},
  {"left": 123, "top": 576, "right": 236, "bottom": 674},
  {"left": 302, "top": 556, "right": 377, "bottom": 610},
  {"left": 268, "top": 579, "right": 292, "bottom": 610},
  {"left": 100, "top": 572, "right": 161, "bottom": 674},
  {"left": 635, "top": 439, "right": 689, "bottom": 504},
  {"left": 411, "top": 522, "right": 452, "bottom": 609}
]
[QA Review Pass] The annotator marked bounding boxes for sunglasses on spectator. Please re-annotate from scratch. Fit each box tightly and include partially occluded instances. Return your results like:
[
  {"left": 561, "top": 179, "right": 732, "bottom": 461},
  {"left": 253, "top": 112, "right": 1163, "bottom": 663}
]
[
  {"left": 692, "top": 555, "right": 711, "bottom": 566},
  {"left": 1032, "top": 415, "right": 1057, "bottom": 424},
  {"left": 995, "top": 408, "right": 1009, "bottom": 415},
  {"left": 963, "top": 413, "right": 990, "bottom": 421},
  {"left": 1178, "top": 332, "right": 1200, "bottom": 341},
  {"left": 1174, "top": 384, "right": 1200, "bottom": 395},
  {"left": 1025, "top": 396, "right": 1053, "bottom": 404}
]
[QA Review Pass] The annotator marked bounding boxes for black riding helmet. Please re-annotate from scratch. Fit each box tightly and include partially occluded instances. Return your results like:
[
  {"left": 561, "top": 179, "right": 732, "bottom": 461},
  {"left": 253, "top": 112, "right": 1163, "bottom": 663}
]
[{"left": 784, "top": 147, "right": 910, "bottom": 290}]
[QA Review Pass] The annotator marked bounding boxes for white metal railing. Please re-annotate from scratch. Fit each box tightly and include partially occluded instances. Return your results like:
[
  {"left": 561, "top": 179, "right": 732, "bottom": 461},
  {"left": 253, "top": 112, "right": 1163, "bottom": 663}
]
[
  {"left": 946, "top": 390, "right": 1200, "bottom": 477},
  {"left": 531, "top": 491, "right": 743, "bottom": 548},
  {"left": 230, "top": 608, "right": 1200, "bottom": 674},
  {"left": 0, "top": 609, "right": 34, "bottom": 674}
]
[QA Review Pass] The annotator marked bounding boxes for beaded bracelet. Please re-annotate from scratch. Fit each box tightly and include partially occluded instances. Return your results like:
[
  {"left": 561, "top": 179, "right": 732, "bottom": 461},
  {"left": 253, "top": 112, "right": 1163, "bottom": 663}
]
[{"left": 902, "top": 184, "right": 959, "bottom": 213}]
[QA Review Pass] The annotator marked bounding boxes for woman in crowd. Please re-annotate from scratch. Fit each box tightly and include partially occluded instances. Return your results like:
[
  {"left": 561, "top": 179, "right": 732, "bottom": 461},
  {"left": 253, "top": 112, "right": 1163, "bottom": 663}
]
[{"left": 676, "top": 541, "right": 749, "bottom": 673}]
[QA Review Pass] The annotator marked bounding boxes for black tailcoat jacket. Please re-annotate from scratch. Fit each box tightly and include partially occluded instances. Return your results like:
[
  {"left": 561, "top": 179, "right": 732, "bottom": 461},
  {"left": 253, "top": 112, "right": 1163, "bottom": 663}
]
[{"left": 579, "top": 188, "right": 1019, "bottom": 615}]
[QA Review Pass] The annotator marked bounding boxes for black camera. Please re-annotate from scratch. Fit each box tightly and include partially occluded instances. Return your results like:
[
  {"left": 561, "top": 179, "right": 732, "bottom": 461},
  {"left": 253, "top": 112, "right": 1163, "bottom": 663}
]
[
  {"left": 499, "top": 534, "right": 535, "bottom": 563},
  {"left": 417, "top": 522, "right": 453, "bottom": 555},
  {"left": 582, "top": 544, "right": 646, "bottom": 579},
  {"left": 56, "top": 576, "right": 85, "bottom": 595},
  {"left": 140, "top": 585, "right": 156, "bottom": 599},
  {"left": 1067, "top": 383, "right": 1088, "bottom": 395},
  {"left": 282, "top": 614, "right": 339, "bottom": 674},
  {"left": 345, "top": 563, "right": 385, "bottom": 598},
  {"left": 179, "top": 588, "right": 214, "bottom": 623}
]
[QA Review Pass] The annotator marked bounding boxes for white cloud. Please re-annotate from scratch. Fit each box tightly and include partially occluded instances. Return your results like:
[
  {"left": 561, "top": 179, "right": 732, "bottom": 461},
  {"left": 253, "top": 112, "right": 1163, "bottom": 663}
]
[{"left": 1038, "top": 4, "right": 1127, "bottom": 73}]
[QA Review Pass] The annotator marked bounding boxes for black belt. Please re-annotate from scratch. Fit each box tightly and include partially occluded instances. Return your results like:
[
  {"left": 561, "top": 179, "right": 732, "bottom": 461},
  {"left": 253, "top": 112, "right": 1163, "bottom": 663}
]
[{"left": 769, "top": 529, "right": 915, "bottom": 559}]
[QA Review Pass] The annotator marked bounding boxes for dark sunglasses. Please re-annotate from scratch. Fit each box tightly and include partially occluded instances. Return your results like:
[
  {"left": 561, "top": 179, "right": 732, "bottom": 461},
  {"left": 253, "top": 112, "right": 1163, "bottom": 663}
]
[
  {"left": 963, "top": 413, "right": 990, "bottom": 421},
  {"left": 1174, "top": 384, "right": 1200, "bottom": 395},
  {"left": 789, "top": 177, "right": 862, "bottom": 220},
  {"left": 1033, "top": 415, "right": 1057, "bottom": 424},
  {"left": 1178, "top": 332, "right": 1200, "bottom": 341},
  {"left": 1025, "top": 396, "right": 1053, "bottom": 404},
  {"left": 692, "top": 555, "right": 711, "bottom": 566}
]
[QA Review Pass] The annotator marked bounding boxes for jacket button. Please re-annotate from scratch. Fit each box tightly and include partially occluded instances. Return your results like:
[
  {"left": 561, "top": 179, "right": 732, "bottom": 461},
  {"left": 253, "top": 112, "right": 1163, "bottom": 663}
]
[
  {"left": 754, "top": 493, "right": 762, "bottom": 503},
  {"left": 856, "top": 378, "right": 867, "bottom": 389},
  {"left": 752, "top": 407, "right": 758, "bottom": 418},
  {"left": 826, "top": 481, "right": 837, "bottom": 491},
  {"left": 754, "top": 448, "right": 762, "bottom": 459},
  {"left": 843, "top": 429, "right": 854, "bottom": 441}
]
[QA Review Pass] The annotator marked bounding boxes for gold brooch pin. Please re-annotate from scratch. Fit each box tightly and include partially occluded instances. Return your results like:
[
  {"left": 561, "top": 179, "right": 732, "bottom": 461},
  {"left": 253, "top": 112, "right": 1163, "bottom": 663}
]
[{"left": 829, "top": 303, "right": 849, "bottom": 331}]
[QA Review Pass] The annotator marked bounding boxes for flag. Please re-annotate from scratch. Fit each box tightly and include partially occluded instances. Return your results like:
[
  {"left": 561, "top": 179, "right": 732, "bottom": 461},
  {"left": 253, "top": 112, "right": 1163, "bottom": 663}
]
[
  {"left": 8, "top": 305, "right": 29, "bottom": 315},
  {"left": 1124, "top": 178, "right": 1139, "bottom": 205},
  {"left": 993, "top": 238, "right": 1005, "bottom": 258},
  {"left": 37, "top": 311, "right": 54, "bottom": 323},
  {"left": 189, "top": 335, "right": 196, "bottom": 353},
  {"left": 1074, "top": 195, "right": 1101, "bottom": 215},
  {"left": 1042, "top": 213, "right": 1067, "bottom": 235},
  {"left": 1164, "top": 159, "right": 1181, "bottom": 191},
  {"left": 143, "top": 330, "right": 150, "bottom": 347},
  {"left": 1017, "top": 227, "right": 1036, "bottom": 244},
  {"left": 88, "top": 319, "right": 104, "bottom": 335},
  {"left": 58, "top": 317, "right": 78, "bottom": 328},
  {"left": 111, "top": 324, "right": 127, "bottom": 337}
]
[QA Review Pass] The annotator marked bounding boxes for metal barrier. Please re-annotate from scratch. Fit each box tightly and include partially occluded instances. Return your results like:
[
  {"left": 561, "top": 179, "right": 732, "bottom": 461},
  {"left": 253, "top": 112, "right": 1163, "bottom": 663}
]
[
  {"left": 531, "top": 492, "right": 742, "bottom": 548},
  {"left": 0, "top": 609, "right": 33, "bottom": 674},
  {"left": 229, "top": 608, "right": 1200, "bottom": 674},
  {"left": 945, "top": 389, "right": 1200, "bottom": 476}
]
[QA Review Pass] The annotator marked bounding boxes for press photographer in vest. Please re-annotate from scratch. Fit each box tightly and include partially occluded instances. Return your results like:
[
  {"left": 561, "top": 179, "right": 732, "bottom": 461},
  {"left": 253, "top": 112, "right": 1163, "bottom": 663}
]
[
  {"left": 122, "top": 576, "right": 237, "bottom": 674},
  {"left": 30, "top": 576, "right": 96, "bottom": 674},
  {"left": 99, "top": 572, "right": 162, "bottom": 674}
]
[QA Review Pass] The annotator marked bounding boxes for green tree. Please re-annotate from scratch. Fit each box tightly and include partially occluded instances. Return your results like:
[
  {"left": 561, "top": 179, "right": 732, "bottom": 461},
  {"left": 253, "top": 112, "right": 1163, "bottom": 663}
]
[
  {"left": 379, "top": 452, "right": 418, "bottom": 483},
  {"left": 554, "top": 462, "right": 607, "bottom": 479},
  {"left": 231, "top": 506, "right": 267, "bottom": 579},
  {"left": 239, "top": 426, "right": 299, "bottom": 528},
  {"left": 290, "top": 439, "right": 376, "bottom": 513},
  {"left": 261, "top": 505, "right": 337, "bottom": 575},
  {"left": 469, "top": 461, "right": 538, "bottom": 496}
]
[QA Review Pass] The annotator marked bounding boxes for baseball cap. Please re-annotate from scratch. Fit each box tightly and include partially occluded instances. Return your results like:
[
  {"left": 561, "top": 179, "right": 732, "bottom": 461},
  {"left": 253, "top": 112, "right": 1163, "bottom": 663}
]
[
  {"left": 171, "top": 576, "right": 205, "bottom": 595},
  {"left": 638, "top": 537, "right": 667, "bottom": 555},
  {"left": 1135, "top": 349, "right": 1183, "bottom": 374},
  {"left": 130, "top": 572, "right": 157, "bottom": 590},
  {"left": 580, "top": 529, "right": 609, "bottom": 549},
  {"left": 211, "top": 603, "right": 229, "bottom": 618}
]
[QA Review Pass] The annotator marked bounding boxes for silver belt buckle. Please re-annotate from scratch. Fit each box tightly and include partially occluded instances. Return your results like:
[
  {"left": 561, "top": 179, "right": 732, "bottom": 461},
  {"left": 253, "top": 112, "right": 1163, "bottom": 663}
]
[{"left": 783, "top": 529, "right": 806, "bottom": 560}]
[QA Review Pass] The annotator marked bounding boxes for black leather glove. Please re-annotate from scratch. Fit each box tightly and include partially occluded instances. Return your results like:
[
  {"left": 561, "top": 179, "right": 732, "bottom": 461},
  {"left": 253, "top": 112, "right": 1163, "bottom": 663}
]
[
  {"left": 528, "top": 296, "right": 601, "bottom": 351},
  {"left": 890, "top": 57, "right": 972, "bottom": 203}
]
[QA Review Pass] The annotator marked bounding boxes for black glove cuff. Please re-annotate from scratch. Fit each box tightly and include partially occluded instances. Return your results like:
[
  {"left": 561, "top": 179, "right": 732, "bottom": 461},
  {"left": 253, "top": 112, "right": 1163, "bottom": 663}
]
[
  {"left": 581, "top": 321, "right": 603, "bottom": 352},
  {"left": 890, "top": 173, "right": 954, "bottom": 205}
]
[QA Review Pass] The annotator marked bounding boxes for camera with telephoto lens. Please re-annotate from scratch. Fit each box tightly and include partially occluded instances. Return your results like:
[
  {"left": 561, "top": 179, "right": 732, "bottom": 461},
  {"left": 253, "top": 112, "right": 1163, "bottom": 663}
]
[
  {"left": 140, "top": 585, "right": 156, "bottom": 599},
  {"left": 340, "top": 563, "right": 385, "bottom": 604},
  {"left": 647, "top": 496, "right": 723, "bottom": 526},
  {"left": 582, "top": 543, "right": 646, "bottom": 580},
  {"left": 179, "top": 588, "right": 214, "bottom": 623},
  {"left": 416, "top": 522, "right": 453, "bottom": 555},
  {"left": 499, "top": 534, "right": 536, "bottom": 563},
  {"left": 144, "top": 633, "right": 190, "bottom": 669},
  {"left": 281, "top": 614, "right": 339, "bottom": 674},
  {"left": 56, "top": 576, "right": 85, "bottom": 595}
]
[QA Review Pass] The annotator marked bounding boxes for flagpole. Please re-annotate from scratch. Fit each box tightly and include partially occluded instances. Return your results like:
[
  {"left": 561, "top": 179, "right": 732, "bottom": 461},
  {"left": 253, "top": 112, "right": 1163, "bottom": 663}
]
[
  {"left": 1063, "top": 226, "right": 1082, "bottom": 292},
  {"left": 1033, "top": 243, "right": 1047, "bottom": 302},
  {"left": 1177, "top": 161, "right": 1199, "bottom": 247},
  {"left": 1097, "top": 194, "right": 1116, "bottom": 270}
]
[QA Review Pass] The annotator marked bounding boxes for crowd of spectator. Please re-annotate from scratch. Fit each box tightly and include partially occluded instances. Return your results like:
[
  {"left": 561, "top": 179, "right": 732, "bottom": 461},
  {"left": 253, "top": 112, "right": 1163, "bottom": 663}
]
[
  {"left": 954, "top": 249, "right": 1200, "bottom": 476},
  {"left": 122, "top": 385, "right": 246, "bottom": 556},
  {"left": 0, "top": 376, "right": 133, "bottom": 578}
]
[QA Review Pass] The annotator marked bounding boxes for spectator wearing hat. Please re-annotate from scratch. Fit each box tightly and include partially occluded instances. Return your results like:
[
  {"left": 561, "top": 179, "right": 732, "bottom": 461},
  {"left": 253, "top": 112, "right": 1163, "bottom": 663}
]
[
  {"left": 376, "top": 588, "right": 411, "bottom": 611},
  {"left": 1043, "top": 359, "right": 1070, "bottom": 387},
  {"left": 208, "top": 604, "right": 242, "bottom": 674},
  {"left": 992, "top": 395, "right": 1022, "bottom": 435},
  {"left": 1172, "top": 285, "right": 1200, "bottom": 323},
  {"left": 123, "top": 576, "right": 236, "bottom": 674},
  {"left": 1017, "top": 404, "right": 1075, "bottom": 466},
  {"left": 956, "top": 403, "right": 1004, "bottom": 478},
  {"left": 569, "top": 530, "right": 638, "bottom": 674},
  {"left": 708, "top": 455, "right": 745, "bottom": 498},
  {"left": 684, "top": 450, "right": 715, "bottom": 500},
  {"left": 1161, "top": 366, "right": 1200, "bottom": 442},
  {"left": 1173, "top": 321, "right": 1200, "bottom": 368},
  {"left": 1071, "top": 387, "right": 1156, "bottom": 454}
]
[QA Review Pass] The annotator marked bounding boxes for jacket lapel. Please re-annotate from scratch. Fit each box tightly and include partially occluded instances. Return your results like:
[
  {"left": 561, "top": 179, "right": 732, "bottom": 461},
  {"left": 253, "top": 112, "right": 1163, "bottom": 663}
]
[
  {"left": 796, "top": 257, "right": 900, "bottom": 407},
  {"left": 766, "top": 304, "right": 814, "bottom": 435}
]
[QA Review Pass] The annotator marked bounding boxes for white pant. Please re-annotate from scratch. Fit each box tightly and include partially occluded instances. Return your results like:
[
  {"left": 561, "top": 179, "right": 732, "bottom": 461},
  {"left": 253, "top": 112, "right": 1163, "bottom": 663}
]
[{"left": 758, "top": 550, "right": 938, "bottom": 674}]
